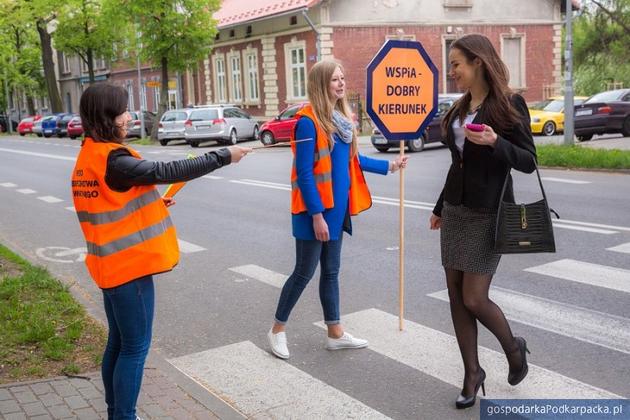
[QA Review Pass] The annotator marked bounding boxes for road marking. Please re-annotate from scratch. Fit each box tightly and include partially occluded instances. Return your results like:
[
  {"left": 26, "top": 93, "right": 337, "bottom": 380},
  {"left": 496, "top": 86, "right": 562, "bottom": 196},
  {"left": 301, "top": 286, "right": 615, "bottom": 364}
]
[
  {"left": 241, "top": 178, "right": 289, "bottom": 188},
  {"left": 428, "top": 287, "right": 630, "bottom": 355},
  {"left": 37, "top": 196, "right": 64, "bottom": 203},
  {"left": 229, "top": 264, "right": 286, "bottom": 288},
  {"left": 315, "top": 309, "right": 619, "bottom": 399},
  {"left": 0, "top": 148, "right": 75, "bottom": 161},
  {"left": 65, "top": 206, "right": 75, "bottom": 212},
  {"left": 169, "top": 341, "right": 390, "bottom": 419},
  {"left": 552, "top": 222, "right": 617, "bottom": 235},
  {"left": 16, "top": 188, "right": 36, "bottom": 194},
  {"left": 177, "top": 239, "right": 206, "bottom": 254},
  {"left": 230, "top": 179, "right": 291, "bottom": 191},
  {"left": 607, "top": 242, "right": 630, "bottom": 254},
  {"left": 525, "top": 259, "right": 630, "bottom": 294},
  {"left": 202, "top": 175, "right": 223, "bottom": 180},
  {"left": 554, "top": 219, "right": 630, "bottom": 233},
  {"left": 0, "top": 182, "right": 17, "bottom": 188},
  {"left": 541, "top": 177, "right": 591, "bottom": 184}
]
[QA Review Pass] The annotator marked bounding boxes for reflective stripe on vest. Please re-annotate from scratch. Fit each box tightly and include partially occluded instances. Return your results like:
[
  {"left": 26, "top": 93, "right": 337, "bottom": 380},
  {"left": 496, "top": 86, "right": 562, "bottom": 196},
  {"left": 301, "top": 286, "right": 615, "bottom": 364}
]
[
  {"left": 87, "top": 216, "right": 174, "bottom": 257},
  {"left": 290, "top": 105, "right": 372, "bottom": 216},
  {"left": 76, "top": 189, "right": 161, "bottom": 225}
]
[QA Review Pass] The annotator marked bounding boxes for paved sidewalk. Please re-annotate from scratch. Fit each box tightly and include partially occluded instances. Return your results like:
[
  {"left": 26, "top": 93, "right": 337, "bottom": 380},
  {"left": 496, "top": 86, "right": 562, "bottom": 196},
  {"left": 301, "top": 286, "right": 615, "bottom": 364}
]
[{"left": 0, "top": 354, "right": 244, "bottom": 420}]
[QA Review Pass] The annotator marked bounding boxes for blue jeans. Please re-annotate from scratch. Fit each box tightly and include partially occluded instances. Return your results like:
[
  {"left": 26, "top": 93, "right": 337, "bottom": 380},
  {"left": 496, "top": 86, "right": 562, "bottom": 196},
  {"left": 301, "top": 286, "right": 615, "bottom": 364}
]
[
  {"left": 274, "top": 238, "right": 343, "bottom": 325},
  {"left": 101, "top": 275, "right": 154, "bottom": 420}
]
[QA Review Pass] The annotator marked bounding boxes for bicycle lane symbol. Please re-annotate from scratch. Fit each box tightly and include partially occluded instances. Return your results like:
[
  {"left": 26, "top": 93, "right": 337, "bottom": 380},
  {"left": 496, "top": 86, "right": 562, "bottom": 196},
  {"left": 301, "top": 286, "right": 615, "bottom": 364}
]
[{"left": 36, "top": 246, "right": 87, "bottom": 263}]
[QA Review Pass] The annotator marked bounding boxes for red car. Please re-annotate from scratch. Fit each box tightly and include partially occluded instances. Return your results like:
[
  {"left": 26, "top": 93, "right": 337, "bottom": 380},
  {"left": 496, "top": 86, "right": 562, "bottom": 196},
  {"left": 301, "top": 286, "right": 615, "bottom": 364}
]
[
  {"left": 259, "top": 103, "right": 308, "bottom": 145},
  {"left": 67, "top": 116, "right": 84, "bottom": 139},
  {"left": 17, "top": 115, "right": 42, "bottom": 136}
]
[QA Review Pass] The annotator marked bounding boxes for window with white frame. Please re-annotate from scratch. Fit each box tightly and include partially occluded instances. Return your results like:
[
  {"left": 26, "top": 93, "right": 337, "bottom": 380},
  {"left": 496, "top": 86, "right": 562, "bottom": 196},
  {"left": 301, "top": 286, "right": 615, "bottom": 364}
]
[
  {"left": 82, "top": 59, "right": 88, "bottom": 73},
  {"left": 153, "top": 82, "right": 160, "bottom": 111},
  {"left": 126, "top": 80, "right": 135, "bottom": 110},
  {"left": 62, "top": 53, "right": 71, "bottom": 74},
  {"left": 284, "top": 40, "right": 307, "bottom": 100},
  {"left": 214, "top": 55, "right": 227, "bottom": 103},
  {"left": 140, "top": 81, "right": 147, "bottom": 111},
  {"left": 502, "top": 35, "right": 525, "bottom": 89},
  {"left": 228, "top": 53, "right": 242, "bottom": 102},
  {"left": 95, "top": 56, "right": 106, "bottom": 70},
  {"left": 244, "top": 51, "right": 259, "bottom": 102}
]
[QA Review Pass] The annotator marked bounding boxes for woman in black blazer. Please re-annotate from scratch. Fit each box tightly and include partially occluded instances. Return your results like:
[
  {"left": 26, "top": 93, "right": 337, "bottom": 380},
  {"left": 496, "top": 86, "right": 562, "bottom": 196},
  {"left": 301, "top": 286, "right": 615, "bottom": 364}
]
[{"left": 429, "top": 34, "right": 537, "bottom": 409}]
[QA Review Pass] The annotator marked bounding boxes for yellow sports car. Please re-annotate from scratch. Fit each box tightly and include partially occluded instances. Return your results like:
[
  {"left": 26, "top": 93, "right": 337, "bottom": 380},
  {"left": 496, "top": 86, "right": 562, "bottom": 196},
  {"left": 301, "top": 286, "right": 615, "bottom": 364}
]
[{"left": 529, "top": 96, "right": 588, "bottom": 136}]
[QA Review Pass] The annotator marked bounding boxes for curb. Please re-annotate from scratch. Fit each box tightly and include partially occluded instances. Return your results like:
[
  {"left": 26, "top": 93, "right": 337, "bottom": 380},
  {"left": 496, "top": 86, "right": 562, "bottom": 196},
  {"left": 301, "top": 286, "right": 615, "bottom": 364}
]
[{"left": 539, "top": 165, "right": 630, "bottom": 174}]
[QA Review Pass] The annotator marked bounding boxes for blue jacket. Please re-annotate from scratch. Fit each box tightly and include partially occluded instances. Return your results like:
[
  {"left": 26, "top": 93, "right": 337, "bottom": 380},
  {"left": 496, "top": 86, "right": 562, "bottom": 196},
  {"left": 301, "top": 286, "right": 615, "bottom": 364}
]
[{"left": 292, "top": 117, "right": 389, "bottom": 240}]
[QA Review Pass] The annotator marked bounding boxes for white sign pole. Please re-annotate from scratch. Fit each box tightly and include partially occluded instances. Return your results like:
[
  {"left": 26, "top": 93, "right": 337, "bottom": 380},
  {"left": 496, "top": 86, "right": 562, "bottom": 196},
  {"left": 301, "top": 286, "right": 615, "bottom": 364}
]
[{"left": 399, "top": 140, "right": 405, "bottom": 331}]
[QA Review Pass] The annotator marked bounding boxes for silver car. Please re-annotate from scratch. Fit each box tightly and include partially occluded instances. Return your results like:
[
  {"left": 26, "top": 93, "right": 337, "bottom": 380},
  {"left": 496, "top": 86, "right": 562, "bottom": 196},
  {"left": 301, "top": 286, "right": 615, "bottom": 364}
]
[
  {"left": 184, "top": 105, "right": 259, "bottom": 148},
  {"left": 157, "top": 109, "right": 192, "bottom": 146}
]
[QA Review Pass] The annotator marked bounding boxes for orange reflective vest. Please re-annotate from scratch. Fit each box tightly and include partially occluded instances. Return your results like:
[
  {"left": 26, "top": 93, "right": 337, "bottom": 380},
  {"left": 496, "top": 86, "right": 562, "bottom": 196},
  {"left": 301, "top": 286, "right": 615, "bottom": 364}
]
[
  {"left": 290, "top": 105, "right": 372, "bottom": 215},
  {"left": 71, "top": 138, "right": 179, "bottom": 289}
]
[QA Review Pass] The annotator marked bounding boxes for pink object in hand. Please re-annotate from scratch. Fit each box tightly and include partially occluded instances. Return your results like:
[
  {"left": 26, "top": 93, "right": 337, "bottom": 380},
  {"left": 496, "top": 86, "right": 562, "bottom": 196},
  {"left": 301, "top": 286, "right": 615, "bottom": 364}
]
[{"left": 465, "top": 123, "right": 485, "bottom": 132}]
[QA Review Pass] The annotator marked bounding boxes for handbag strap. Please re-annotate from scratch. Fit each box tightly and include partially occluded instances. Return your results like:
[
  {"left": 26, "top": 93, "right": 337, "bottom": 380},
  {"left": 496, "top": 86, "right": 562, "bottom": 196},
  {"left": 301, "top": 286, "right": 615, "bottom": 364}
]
[{"left": 498, "top": 161, "right": 549, "bottom": 205}]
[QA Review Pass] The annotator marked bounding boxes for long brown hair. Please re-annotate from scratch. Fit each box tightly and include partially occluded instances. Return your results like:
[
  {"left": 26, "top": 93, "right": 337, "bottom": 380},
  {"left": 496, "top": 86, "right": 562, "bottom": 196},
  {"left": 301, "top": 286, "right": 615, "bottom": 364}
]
[
  {"left": 307, "top": 60, "right": 358, "bottom": 156},
  {"left": 80, "top": 83, "right": 128, "bottom": 143},
  {"left": 441, "top": 34, "right": 522, "bottom": 137}
]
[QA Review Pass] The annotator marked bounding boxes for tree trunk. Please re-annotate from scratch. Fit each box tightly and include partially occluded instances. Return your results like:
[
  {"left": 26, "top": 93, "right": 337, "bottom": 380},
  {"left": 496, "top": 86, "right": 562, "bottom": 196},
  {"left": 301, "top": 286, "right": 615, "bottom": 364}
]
[
  {"left": 36, "top": 20, "right": 62, "bottom": 113},
  {"left": 87, "top": 48, "right": 95, "bottom": 84},
  {"left": 27, "top": 96, "right": 35, "bottom": 115},
  {"left": 151, "top": 56, "right": 169, "bottom": 140}
]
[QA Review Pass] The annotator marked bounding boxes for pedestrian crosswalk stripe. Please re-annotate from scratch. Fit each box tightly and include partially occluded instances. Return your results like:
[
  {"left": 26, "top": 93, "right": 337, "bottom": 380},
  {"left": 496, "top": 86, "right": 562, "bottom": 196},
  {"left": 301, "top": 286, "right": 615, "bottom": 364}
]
[
  {"left": 0, "top": 148, "right": 75, "bottom": 161},
  {"left": 37, "top": 196, "right": 64, "bottom": 203},
  {"left": 65, "top": 206, "right": 75, "bottom": 212},
  {"left": 229, "top": 264, "right": 286, "bottom": 288},
  {"left": 315, "top": 309, "right": 620, "bottom": 399},
  {"left": 169, "top": 341, "right": 390, "bottom": 419},
  {"left": 607, "top": 242, "right": 630, "bottom": 254},
  {"left": 0, "top": 182, "right": 17, "bottom": 187},
  {"left": 524, "top": 259, "right": 630, "bottom": 294},
  {"left": 554, "top": 219, "right": 630, "bottom": 233},
  {"left": 230, "top": 179, "right": 290, "bottom": 191},
  {"left": 428, "top": 287, "right": 630, "bottom": 355},
  {"left": 16, "top": 188, "right": 36, "bottom": 194},
  {"left": 202, "top": 175, "right": 223, "bottom": 180},
  {"left": 177, "top": 239, "right": 206, "bottom": 254},
  {"left": 552, "top": 222, "right": 617, "bottom": 234}
]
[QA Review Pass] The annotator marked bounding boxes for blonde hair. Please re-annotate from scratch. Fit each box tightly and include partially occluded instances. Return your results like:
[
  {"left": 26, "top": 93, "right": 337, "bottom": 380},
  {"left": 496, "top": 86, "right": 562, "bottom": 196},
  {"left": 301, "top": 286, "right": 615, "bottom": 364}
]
[{"left": 307, "top": 60, "right": 358, "bottom": 156}]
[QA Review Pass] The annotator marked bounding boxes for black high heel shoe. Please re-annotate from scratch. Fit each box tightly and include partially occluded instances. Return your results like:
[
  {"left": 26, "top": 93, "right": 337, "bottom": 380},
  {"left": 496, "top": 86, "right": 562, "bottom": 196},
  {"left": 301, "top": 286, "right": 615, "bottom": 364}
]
[
  {"left": 455, "top": 368, "right": 486, "bottom": 409},
  {"left": 508, "top": 337, "right": 530, "bottom": 386}
]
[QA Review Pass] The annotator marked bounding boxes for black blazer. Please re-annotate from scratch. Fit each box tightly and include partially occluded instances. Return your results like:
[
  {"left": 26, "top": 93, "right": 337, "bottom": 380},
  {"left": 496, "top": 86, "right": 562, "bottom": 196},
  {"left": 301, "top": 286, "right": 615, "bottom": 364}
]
[{"left": 433, "top": 94, "right": 537, "bottom": 217}]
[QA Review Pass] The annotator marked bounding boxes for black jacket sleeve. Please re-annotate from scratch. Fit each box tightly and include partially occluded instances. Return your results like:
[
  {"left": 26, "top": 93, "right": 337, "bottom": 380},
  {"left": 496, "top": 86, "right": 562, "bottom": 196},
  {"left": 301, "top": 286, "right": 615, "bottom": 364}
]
[
  {"left": 105, "top": 148, "right": 232, "bottom": 192},
  {"left": 433, "top": 188, "right": 445, "bottom": 217},
  {"left": 491, "top": 94, "right": 537, "bottom": 174}
]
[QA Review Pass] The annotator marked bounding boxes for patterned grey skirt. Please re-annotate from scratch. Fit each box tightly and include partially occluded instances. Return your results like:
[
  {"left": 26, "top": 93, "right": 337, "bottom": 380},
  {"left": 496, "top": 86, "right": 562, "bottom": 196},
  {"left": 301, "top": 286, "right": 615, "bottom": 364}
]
[{"left": 440, "top": 202, "right": 501, "bottom": 275}]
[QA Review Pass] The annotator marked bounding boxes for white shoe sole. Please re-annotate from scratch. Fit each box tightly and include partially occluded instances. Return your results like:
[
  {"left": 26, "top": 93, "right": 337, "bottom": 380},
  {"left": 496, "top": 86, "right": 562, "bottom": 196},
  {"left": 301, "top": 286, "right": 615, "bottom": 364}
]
[{"left": 326, "top": 342, "right": 369, "bottom": 351}]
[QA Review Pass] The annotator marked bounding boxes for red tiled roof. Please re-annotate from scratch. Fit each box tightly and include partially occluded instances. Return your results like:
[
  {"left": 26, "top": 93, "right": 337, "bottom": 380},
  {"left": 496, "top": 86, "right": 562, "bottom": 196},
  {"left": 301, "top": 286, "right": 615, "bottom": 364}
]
[{"left": 215, "top": 0, "right": 322, "bottom": 28}]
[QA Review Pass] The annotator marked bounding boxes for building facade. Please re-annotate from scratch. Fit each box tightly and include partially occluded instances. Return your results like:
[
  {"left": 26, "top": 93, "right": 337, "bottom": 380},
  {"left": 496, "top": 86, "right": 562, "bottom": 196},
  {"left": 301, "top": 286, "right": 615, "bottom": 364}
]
[{"left": 202, "top": 0, "right": 566, "bottom": 125}]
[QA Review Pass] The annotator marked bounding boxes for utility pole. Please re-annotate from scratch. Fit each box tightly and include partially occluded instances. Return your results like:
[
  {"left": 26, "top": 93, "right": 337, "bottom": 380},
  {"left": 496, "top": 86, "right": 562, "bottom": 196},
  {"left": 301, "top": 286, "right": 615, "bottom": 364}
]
[
  {"left": 563, "top": 0, "right": 575, "bottom": 145},
  {"left": 136, "top": 26, "right": 145, "bottom": 138}
]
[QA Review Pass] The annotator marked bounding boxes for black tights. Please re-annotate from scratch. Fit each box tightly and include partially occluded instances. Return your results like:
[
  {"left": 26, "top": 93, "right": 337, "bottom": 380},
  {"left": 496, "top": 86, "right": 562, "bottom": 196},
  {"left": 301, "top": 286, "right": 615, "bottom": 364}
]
[{"left": 445, "top": 268, "right": 522, "bottom": 396}]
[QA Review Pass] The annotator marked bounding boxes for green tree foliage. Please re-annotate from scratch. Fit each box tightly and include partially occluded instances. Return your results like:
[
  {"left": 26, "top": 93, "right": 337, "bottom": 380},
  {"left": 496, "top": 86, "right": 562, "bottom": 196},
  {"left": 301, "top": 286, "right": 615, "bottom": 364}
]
[
  {"left": 573, "top": 0, "right": 630, "bottom": 95},
  {"left": 115, "top": 0, "right": 220, "bottom": 138},
  {"left": 53, "top": 0, "right": 130, "bottom": 84}
]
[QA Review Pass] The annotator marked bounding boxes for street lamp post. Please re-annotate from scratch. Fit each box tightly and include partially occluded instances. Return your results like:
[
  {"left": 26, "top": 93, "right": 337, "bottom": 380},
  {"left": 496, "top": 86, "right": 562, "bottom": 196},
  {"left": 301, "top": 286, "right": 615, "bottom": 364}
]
[
  {"left": 563, "top": 0, "right": 575, "bottom": 145},
  {"left": 136, "top": 27, "right": 145, "bottom": 138}
]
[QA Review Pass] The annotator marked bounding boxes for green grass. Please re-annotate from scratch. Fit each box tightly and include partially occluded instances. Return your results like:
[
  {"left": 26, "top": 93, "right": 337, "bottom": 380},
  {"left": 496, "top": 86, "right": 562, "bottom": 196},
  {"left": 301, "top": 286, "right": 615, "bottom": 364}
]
[
  {"left": 537, "top": 144, "right": 630, "bottom": 170},
  {"left": 0, "top": 244, "right": 106, "bottom": 383},
  {"left": 126, "top": 137, "right": 156, "bottom": 146}
]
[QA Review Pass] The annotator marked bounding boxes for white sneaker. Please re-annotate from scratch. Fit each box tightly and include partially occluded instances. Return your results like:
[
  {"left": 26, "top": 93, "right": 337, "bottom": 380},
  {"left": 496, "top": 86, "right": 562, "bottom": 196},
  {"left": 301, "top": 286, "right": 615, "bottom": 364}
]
[
  {"left": 267, "top": 329, "right": 290, "bottom": 359},
  {"left": 326, "top": 332, "right": 368, "bottom": 350}
]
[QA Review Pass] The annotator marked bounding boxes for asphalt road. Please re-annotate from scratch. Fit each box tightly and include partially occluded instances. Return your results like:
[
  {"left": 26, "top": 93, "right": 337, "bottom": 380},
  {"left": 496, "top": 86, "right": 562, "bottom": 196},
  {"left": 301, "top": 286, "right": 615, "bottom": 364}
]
[{"left": 1, "top": 134, "right": 629, "bottom": 419}]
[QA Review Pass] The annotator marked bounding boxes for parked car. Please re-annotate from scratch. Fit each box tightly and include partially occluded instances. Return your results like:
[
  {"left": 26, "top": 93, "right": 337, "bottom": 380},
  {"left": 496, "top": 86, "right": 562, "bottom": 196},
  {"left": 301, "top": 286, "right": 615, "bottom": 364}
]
[
  {"left": 41, "top": 113, "right": 69, "bottom": 137},
  {"left": 67, "top": 116, "right": 84, "bottom": 139},
  {"left": 528, "top": 96, "right": 588, "bottom": 136},
  {"left": 32, "top": 118, "right": 44, "bottom": 137},
  {"left": 371, "top": 93, "right": 462, "bottom": 152},
  {"left": 184, "top": 105, "right": 259, "bottom": 147},
  {"left": 126, "top": 110, "right": 156, "bottom": 138},
  {"left": 574, "top": 89, "right": 630, "bottom": 141},
  {"left": 157, "top": 109, "right": 192, "bottom": 146},
  {"left": 259, "top": 103, "right": 307, "bottom": 145},
  {"left": 0, "top": 115, "right": 18, "bottom": 132},
  {"left": 17, "top": 115, "right": 42, "bottom": 136},
  {"left": 57, "top": 113, "right": 79, "bottom": 137}
]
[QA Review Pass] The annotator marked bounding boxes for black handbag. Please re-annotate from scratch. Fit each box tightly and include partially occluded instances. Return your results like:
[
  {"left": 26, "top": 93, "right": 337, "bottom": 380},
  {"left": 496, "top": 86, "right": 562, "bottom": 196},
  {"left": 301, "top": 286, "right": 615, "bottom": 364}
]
[{"left": 494, "top": 164, "right": 559, "bottom": 254}]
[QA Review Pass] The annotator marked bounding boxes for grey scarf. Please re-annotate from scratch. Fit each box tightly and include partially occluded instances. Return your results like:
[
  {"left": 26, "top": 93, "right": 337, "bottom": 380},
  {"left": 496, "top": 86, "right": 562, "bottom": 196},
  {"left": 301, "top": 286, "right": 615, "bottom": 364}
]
[{"left": 332, "top": 110, "right": 353, "bottom": 144}]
